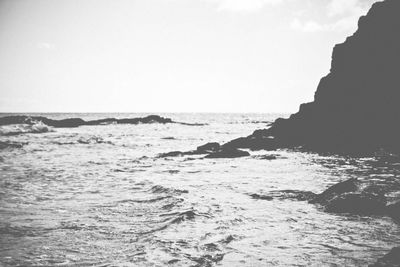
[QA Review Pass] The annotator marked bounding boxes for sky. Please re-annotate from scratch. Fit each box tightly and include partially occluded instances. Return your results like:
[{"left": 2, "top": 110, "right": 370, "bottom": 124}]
[{"left": 0, "top": 0, "right": 379, "bottom": 113}]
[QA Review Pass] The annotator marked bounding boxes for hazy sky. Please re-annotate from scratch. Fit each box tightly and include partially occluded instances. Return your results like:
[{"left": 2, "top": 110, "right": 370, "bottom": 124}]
[{"left": 0, "top": 0, "right": 379, "bottom": 113}]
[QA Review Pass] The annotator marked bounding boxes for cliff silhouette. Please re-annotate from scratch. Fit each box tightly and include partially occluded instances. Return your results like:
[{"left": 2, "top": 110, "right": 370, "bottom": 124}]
[
  {"left": 160, "top": 0, "right": 400, "bottom": 159},
  {"left": 245, "top": 0, "right": 400, "bottom": 155}
]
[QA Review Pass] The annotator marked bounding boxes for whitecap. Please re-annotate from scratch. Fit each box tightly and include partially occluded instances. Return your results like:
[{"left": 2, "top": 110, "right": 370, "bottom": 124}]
[{"left": 0, "top": 122, "right": 53, "bottom": 136}]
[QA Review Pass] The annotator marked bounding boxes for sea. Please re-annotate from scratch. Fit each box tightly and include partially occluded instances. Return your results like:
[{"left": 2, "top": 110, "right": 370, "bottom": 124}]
[{"left": 0, "top": 113, "right": 399, "bottom": 266}]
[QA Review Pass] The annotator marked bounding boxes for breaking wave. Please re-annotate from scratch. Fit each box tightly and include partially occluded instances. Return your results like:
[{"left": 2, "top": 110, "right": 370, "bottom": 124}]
[{"left": 0, "top": 123, "right": 52, "bottom": 136}]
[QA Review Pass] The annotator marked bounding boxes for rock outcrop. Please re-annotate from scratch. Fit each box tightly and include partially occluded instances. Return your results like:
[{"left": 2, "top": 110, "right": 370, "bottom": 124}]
[
  {"left": 226, "top": 0, "right": 400, "bottom": 155},
  {"left": 0, "top": 115, "right": 191, "bottom": 128},
  {"left": 249, "top": 176, "right": 400, "bottom": 265},
  {"left": 250, "top": 176, "right": 399, "bottom": 219},
  {"left": 158, "top": 142, "right": 250, "bottom": 159}
]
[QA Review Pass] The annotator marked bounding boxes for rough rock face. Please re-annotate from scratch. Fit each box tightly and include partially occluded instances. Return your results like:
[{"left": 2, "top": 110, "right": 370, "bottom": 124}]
[
  {"left": 272, "top": 0, "right": 400, "bottom": 153},
  {"left": 240, "top": 0, "right": 400, "bottom": 154}
]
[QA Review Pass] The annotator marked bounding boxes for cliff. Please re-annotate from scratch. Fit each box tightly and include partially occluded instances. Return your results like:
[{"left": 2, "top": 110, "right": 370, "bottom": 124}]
[
  {"left": 258, "top": 0, "right": 400, "bottom": 154},
  {"left": 160, "top": 0, "right": 400, "bottom": 159}
]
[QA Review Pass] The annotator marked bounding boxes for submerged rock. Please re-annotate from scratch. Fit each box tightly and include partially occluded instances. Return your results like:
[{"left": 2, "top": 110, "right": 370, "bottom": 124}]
[
  {"left": 370, "top": 247, "right": 400, "bottom": 267},
  {"left": 310, "top": 178, "right": 359, "bottom": 205}
]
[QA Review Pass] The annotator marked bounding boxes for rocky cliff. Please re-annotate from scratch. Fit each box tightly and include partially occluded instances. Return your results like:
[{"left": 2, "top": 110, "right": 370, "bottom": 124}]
[
  {"left": 160, "top": 0, "right": 400, "bottom": 159},
  {"left": 262, "top": 0, "right": 400, "bottom": 154}
]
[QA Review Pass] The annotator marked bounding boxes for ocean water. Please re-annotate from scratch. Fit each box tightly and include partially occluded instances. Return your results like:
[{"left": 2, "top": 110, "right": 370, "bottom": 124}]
[{"left": 0, "top": 113, "right": 399, "bottom": 266}]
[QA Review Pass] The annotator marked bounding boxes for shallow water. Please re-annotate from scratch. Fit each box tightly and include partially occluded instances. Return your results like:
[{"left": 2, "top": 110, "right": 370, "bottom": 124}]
[{"left": 0, "top": 113, "right": 399, "bottom": 266}]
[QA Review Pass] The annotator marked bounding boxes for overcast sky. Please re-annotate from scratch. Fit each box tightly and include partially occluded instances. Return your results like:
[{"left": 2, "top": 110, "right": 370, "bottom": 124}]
[{"left": 0, "top": 0, "right": 379, "bottom": 113}]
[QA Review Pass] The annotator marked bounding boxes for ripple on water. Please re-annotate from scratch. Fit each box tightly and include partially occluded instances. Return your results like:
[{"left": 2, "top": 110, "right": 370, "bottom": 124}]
[{"left": 1, "top": 114, "right": 400, "bottom": 266}]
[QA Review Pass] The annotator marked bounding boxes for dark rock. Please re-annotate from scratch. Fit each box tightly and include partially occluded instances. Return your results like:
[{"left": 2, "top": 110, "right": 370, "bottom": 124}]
[
  {"left": 0, "top": 115, "right": 30, "bottom": 125},
  {"left": 369, "top": 247, "right": 400, "bottom": 267},
  {"left": 310, "top": 178, "right": 359, "bottom": 205},
  {"left": 309, "top": 178, "right": 388, "bottom": 215},
  {"left": 161, "top": 137, "right": 176, "bottom": 140},
  {"left": 255, "top": 155, "right": 278, "bottom": 160},
  {"left": 44, "top": 118, "right": 86, "bottom": 128},
  {"left": 219, "top": 235, "right": 234, "bottom": 244},
  {"left": 250, "top": 194, "right": 273, "bottom": 201},
  {"left": 0, "top": 141, "right": 25, "bottom": 149},
  {"left": 139, "top": 115, "right": 173, "bottom": 124},
  {"left": 85, "top": 118, "right": 117, "bottom": 125},
  {"left": 325, "top": 192, "right": 387, "bottom": 215},
  {"left": 386, "top": 201, "right": 400, "bottom": 222},
  {"left": 196, "top": 142, "right": 220, "bottom": 153},
  {"left": 270, "top": 0, "right": 400, "bottom": 154},
  {"left": 222, "top": 136, "right": 277, "bottom": 151},
  {"left": 177, "top": 122, "right": 208, "bottom": 126},
  {"left": 167, "top": 259, "right": 180, "bottom": 264},
  {"left": 205, "top": 148, "right": 250, "bottom": 159},
  {"left": 189, "top": 254, "right": 224, "bottom": 267},
  {"left": 0, "top": 115, "right": 178, "bottom": 128},
  {"left": 214, "top": 0, "right": 400, "bottom": 154},
  {"left": 251, "top": 190, "right": 316, "bottom": 201},
  {"left": 158, "top": 151, "right": 185, "bottom": 158}
]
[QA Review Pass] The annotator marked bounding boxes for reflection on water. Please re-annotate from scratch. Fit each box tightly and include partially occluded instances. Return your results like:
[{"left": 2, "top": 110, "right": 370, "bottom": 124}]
[{"left": 0, "top": 113, "right": 399, "bottom": 266}]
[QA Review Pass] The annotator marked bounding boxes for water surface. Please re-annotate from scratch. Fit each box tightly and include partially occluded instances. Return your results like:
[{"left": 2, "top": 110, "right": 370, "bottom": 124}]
[{"left": 1, "top": 113, "right": 399, "bottom": 266}]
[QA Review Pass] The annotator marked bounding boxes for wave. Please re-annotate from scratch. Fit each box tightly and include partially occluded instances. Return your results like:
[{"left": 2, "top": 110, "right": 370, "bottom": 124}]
[
  {"left": 49, "top": 135, "right": 114, "bottom": 146},
  {"left": 0, "top": 115, "right": 206, "bottom": 128},
  {"left": 138, "top": 210, "right": 199, "bottom": 235},
  {"left": 117, "top": 196, "right": 173, "bottom": 204},
  {"left": 77, "top": 136, "right": 114, "bottom": 145},
  {"left": 150, "top": 185, "right": 188, "bottom": 195},
  {"left": 0, "top": 123, "right": 52, "bottom": 136}
]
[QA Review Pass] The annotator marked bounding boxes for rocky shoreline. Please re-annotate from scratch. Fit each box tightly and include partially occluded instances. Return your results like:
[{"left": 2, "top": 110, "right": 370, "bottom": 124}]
[
  {"left": 0, "top": 114, "right": 205, "bottom": 128},
  {"left": 158, "top": 0, "right": 400, "bottom": 264}
]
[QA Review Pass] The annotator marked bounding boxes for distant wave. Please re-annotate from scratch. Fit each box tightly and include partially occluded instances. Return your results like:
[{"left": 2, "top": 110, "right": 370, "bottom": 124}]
[
  {"left": 0, "top": 115, "right": 206, "bottom": 128},
  {"left": 0, "top": 123, "right": 52, "bottom": 136},
  {"left": 77, "top": 136, "right": 114, "bottom": 145}
]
